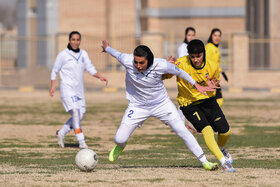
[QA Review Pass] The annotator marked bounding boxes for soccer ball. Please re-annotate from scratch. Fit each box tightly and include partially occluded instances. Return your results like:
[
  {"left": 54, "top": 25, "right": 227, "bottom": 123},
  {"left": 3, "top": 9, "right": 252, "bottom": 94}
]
[{"left": 75, "top": 148, "right": 98, "bottom": 172}]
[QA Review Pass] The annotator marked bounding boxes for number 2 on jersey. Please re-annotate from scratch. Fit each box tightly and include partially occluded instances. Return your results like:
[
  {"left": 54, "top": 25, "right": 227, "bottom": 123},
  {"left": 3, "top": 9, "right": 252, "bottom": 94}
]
[
  {"left": 128, "top": 110, "right": 134, "bottom": 118},
  {"left": 193, "top": 111, "right": 201, "bottom": 121}
]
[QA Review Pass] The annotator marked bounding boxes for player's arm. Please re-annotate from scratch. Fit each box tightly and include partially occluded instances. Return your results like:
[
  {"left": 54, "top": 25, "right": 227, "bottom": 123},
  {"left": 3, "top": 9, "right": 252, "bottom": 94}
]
[
  {"left": 206, "top": 66, "right": 220, "bottom": 89},
  {"left": 166, "top": 62, "right": 215, "bottom": 95},
  {"left": 83, "top": 51, "right": 108, "bottom": 86},
  {"left": 93, "top": 72, "right": 108, "bottom": 86},
  {"left": 101, "top": 40, "right": 130, "bottom": 66},
  {"left": 49, "top": 80, "right": 55, "bottom": 97},
  {"left": 221, "top": 69, "right": 228, "bottom": 82},
  {"left": 49, "top": 53, "right": 63, "bottom": 97}
]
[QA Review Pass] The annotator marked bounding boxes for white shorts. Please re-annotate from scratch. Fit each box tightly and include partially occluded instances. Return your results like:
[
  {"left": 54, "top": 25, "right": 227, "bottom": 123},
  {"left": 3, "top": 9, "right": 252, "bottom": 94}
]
[
  {"left": 114, "top": 98, "right": 187, "bottom": 145},
  {"left": 121, "top": 98, "right": 181, "bottom": 127},
  {"left": 61, "top": 95, "right": 86, "bottom": 114}
]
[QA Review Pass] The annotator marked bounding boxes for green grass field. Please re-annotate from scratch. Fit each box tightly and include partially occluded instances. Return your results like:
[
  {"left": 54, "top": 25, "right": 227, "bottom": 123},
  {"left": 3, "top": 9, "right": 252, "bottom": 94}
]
[{"left": 0, "top": 91, "right": 279, "bottom": 186}]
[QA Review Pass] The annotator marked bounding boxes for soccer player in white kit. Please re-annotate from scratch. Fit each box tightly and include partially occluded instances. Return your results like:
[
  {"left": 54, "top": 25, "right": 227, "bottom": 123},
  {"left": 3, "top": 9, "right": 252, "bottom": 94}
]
[
  {"left": 101, "top": 40, "right": 218, "bottom": 170},
  {"left": 49, "top": 31, "right": 108, "bottom": 149}
]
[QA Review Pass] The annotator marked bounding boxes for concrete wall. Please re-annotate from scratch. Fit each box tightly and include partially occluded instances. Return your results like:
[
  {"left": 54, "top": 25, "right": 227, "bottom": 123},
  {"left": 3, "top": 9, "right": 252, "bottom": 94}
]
[{"left": 230, "top": 33, "right": 280, "bottom": 90}]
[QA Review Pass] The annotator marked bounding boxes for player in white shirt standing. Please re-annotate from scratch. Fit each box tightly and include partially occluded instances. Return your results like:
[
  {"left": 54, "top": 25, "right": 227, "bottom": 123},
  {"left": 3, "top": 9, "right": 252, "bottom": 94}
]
[
  {"left": 177, "top": 27, "right": 196, "bottom": 58},
  {"left": 49, "top": 31, "right": 108, "bottom": 149},
  {"left": 101, "top": 40, "right": 219, "bottom": 171}
]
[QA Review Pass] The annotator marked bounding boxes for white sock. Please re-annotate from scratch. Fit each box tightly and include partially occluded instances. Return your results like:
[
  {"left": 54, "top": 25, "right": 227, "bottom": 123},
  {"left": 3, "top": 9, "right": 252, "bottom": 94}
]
[
  {"left": 59, "top": 118, "right": 72, "bottom": 137},
  {"left": 219, "top": 157, "right": 226, "bottom": 165},
  {"left": 76, "top": 132, "right": 85, "bottom": 144}
]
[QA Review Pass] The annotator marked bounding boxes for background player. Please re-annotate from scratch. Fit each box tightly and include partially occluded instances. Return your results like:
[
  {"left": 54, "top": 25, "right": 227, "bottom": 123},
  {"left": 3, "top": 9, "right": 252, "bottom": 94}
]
[
  {"left": 205, "top": 28, "right": 228, "bottom": 106},
  {"left": 49, "top": 31, "right": 108, "bottom": 149},
  {"left": 177, "top": 27, "right": 196, "bottom": 58},
  {"left": 165, "top": 39, "right": 235, "bottom": 172},
  {"left": 101, "top": 40, "right": 219, "bottom": 171}
]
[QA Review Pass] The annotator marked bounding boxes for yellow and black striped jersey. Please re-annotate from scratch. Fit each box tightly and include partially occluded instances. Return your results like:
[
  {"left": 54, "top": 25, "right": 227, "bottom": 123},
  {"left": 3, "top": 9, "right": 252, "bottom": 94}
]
[{"left": 175, "top": 56, "right": 220, "bottom": 107}]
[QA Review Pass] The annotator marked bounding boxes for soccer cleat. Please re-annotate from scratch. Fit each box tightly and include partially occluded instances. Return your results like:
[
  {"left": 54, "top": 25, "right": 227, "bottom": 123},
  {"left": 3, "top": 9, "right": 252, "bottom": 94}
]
[
  {"left": 109, "top": 145, "right": 124, "bottom": 162},
  {"left": 221, "top": 148, "right": 233, "bottom": 164},
  {"left": 203, "top": 161, "right": 219, "bottom": 171},
  {"left": 222, "top": 161, "right": 236, "bottom": 172},
  {"left": 56, "top": 130, "right": 64, "bottom": 148},
  {"left": 79, "top": 142, "right": 88, "bottom": 149}
]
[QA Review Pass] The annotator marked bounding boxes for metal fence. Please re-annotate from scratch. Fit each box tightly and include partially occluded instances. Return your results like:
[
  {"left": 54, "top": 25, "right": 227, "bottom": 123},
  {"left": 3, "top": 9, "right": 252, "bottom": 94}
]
[
  {"left": 249, "top": 37, "right": 280, "bottom": 70},
  {"left": 1, "top": 33, "right": 280, "bottom": 86}
]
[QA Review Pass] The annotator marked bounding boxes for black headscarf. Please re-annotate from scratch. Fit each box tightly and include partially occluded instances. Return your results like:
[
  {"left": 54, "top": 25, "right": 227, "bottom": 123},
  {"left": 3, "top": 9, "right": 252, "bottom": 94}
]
[
  {"left": 133, "top": 45, "right": 154, "bottom": 69},
  {"left": 67, "top": 31, "right": 81, "bottom": 53},
  {"left": 187, "top": 39, "right": 206, "bottom": 69}
]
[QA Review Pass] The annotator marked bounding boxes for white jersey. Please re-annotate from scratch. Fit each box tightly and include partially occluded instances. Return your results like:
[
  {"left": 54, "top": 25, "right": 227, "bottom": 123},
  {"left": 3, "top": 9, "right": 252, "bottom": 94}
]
[
  {"left": 177, "top": 42, "right": 188, "bottom": 58},
  {"left": 51, "top": 48, "right": 97, "bottom": 99},
  {"left": 106, "top": 46, "right": 195, "bottom": 107}
]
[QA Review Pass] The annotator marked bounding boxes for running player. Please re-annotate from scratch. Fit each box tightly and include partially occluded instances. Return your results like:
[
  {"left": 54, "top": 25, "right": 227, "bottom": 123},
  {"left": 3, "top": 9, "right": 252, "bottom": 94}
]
[
  {"left": 165, "top": 39, "right": 235, "bottom": 172},
  {"left": 205, "top": 28, "right": 228, "bottom": 106},
  {"left": 101, "top": 40, "right": 219, "bottom": 171},
  {"left": 50, "top": 31, "right": 108, "bottom": 149},
  {"left": 177, "top": 27, "right": 196, "bottom": 58}
]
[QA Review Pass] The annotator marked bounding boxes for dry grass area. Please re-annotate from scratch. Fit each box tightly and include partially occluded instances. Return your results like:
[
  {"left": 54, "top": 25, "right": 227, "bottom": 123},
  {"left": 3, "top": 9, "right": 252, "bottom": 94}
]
[{"left": 0, "top": 90, "right": 279, "bottom": 187}]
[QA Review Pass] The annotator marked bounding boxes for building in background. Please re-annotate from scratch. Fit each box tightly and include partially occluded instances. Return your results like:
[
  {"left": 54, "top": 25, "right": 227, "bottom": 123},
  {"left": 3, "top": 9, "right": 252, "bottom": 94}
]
[{"left": 0, "top": 0, "right": 279, "bottom": 90}]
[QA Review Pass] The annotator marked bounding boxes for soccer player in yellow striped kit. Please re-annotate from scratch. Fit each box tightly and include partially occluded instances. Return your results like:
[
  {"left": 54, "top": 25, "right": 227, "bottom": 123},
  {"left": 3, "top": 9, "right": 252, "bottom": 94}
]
[{"left": 165, "top": 39, "right": 235, "bottom": 172}]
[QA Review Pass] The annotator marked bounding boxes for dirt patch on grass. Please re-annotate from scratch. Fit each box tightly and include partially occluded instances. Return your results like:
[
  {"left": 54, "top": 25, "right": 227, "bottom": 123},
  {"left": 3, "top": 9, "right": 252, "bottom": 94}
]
[{"left": 1, "top": 165, "right": 279, "bottom": 187}]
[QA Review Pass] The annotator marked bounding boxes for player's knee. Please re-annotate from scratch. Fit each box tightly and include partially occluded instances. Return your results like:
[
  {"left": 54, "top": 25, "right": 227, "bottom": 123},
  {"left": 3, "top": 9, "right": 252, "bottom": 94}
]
[
  {"left": 80, "top": 112, "right": 85, "bottom": 121},
  {"left": 74, "top": 128, "right": 83, "bottom": 134},
  {"left": 218, "top": 124, "right": 230, "bottom": 134},
  {"left": 219, "top": 126, "right": 231, "bottom": 135},
  {"left": 114, "top": 135, "right": 127, "bottom": 145}
]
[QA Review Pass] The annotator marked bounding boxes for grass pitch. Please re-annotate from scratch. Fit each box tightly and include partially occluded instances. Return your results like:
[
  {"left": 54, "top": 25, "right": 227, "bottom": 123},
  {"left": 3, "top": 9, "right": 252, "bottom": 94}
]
[{"left": 0, "top": 90, "right": 279, "bottom": 186}]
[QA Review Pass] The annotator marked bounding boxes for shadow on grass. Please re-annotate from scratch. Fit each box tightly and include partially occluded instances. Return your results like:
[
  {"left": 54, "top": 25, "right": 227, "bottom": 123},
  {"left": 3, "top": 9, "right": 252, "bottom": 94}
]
[
  {"left": 48, "top": 143, "right": 79, "bottom": 148},
  {"left": 119, "top": 165, "right": 201, "bottom": 169}
]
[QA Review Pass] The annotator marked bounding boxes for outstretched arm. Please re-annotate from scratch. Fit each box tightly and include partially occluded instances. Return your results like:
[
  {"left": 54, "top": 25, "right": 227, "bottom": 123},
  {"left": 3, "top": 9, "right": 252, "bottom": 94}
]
[
  {"left": 101, "top": 40, "right": 131, "bottom": 68},
  {"left": 177, "top": 70, "right": 215, "bottom": 95},
  {"left": 166, "top": 62, "right": 215, "bottom": 95},
  {"left": 93, "top": 72, "right": 108, "bottom": 86}
]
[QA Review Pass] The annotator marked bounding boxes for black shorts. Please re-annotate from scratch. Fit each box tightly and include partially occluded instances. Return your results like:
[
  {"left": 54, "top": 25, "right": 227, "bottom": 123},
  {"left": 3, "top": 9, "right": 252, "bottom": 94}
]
[
  {"left": 215, "top": 87, "right": 223, "bottom": 99},
  {"left": 180, "top": 97, "right": 229, "bottom": 133}
]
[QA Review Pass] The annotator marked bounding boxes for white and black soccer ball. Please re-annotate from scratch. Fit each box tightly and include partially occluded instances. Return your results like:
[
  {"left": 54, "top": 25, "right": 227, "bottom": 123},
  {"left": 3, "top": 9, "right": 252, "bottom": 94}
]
[{"left": 75, "top": 148, "right": 98, "bottom": 172}]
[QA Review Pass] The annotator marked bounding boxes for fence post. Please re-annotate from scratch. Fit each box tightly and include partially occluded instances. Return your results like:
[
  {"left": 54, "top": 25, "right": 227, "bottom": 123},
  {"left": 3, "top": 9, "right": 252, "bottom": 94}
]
[{"left": 230, "top": 32, "right": 249, "bottom": 90}]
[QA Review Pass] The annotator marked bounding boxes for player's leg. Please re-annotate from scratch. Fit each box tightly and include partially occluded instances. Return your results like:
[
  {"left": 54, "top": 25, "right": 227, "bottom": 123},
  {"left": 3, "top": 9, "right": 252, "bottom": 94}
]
[
  {"left": 203, "top": 98, "right": 235, "bottom": 171},
  {"left": 56, "top": 96, "right": 75, "bottom": 148},
  {"left": 56, "top": 117, "right": 72, "bottom": 148},
  {"left": 209, "top": 99, "right": 233, "bottom": 164},
  {"left": 56, "top": 105, "right": 86, "bottom": 148},
  {"left": 155, "top": 100, "right": 218, "bottom": 170},
  {"left": 181, "top": 101, "right": 234, "bottom": 172},
  {"left": 69, "top": 108, "right": 88, "bottom": 148},
  {"left": 109, "top": 104, "right": 147, "bottom": 162}
]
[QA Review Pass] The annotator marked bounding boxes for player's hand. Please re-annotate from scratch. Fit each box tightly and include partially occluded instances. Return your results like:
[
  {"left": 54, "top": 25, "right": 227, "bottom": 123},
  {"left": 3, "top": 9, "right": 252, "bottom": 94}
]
[
  {"left": 101, "top": 40, "right": 109, "bottom": 52},
  {"left": 166, "top": 56, "right": 177, "bottom": 64},
  {"left": 100, "top": 76, "right": 108, "bottom": 86},
  {"left": 49, "top": 87, "right": 55, "bottom": 97},
  {"left": 207, "top": 76, "right": 220, "bottom": 89},
  {"left": 194, "top": 82, "right": 215, "bottom": 95}
]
